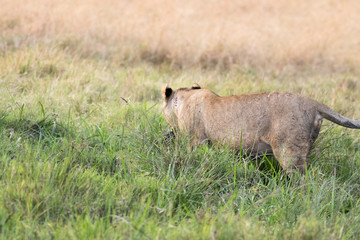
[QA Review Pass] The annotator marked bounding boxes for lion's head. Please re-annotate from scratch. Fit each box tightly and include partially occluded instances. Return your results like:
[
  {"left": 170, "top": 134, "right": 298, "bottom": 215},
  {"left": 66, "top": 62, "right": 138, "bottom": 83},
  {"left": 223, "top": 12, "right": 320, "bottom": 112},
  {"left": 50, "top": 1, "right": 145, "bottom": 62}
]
[{"left": 161, "top": 83, "right": 202, "bottom": 129}]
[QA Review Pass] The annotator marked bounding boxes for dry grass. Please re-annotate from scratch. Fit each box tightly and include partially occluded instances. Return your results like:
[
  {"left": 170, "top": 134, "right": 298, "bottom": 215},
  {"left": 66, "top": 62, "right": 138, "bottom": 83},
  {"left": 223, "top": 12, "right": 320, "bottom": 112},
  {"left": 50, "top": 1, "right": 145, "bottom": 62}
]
[{"left": 1, "top": 0, "right": 360, "bottom": 73}]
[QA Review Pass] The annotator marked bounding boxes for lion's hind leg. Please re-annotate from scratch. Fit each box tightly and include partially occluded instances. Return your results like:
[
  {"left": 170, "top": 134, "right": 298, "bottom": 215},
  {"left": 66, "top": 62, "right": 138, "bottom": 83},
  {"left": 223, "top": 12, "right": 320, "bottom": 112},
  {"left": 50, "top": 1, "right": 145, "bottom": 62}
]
[
  {"left": 271, "top": 138, "right": 312, "bottom": 175},
  {"left": 271, "top": 113, "right": 322, "bottom": 175}
]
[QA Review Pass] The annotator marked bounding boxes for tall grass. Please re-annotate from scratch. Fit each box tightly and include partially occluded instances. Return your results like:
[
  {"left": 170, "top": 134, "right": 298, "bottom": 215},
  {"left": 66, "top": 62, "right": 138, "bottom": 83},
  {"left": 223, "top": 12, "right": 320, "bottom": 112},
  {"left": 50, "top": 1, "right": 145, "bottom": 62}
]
[
  {"left": 1, "top": 96, "right": 359, "bottom": 239},
  {"left": 1, "top": 0, "right": 360, "bottom": 72},
  {"left": 0, "top": 48, "right": 359, "bottom": 238}
]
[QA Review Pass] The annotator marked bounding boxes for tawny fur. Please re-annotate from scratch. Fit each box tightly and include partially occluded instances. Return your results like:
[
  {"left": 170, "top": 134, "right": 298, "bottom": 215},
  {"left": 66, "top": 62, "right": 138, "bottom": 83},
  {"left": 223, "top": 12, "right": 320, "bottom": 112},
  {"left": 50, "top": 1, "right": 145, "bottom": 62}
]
[{"left": 161, "top": 84, "right": 360, "bottom": 174}]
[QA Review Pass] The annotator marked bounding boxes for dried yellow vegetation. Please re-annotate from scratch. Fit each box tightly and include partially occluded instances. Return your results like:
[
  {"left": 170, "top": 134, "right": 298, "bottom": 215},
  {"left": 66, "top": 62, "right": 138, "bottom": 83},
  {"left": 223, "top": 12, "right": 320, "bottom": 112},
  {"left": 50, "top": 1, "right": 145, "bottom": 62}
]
[{"left": 1, "top": 0, "right": 360, "bottom": 72}]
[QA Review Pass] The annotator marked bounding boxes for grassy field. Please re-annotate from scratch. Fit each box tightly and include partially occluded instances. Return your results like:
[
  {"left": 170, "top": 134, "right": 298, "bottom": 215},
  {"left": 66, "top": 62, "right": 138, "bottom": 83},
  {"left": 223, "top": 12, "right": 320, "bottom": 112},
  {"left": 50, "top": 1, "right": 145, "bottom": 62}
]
[{"left": 1, "top": 0, "right": 360, "bottom": 239}]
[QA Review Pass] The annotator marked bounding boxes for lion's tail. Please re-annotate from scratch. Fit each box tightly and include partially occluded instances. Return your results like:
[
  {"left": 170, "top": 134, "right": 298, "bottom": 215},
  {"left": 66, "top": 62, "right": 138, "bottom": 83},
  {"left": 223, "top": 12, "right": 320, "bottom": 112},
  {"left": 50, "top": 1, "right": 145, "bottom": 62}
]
[{"left": 317, "top": 104, "right": 360, "bottom": 129}]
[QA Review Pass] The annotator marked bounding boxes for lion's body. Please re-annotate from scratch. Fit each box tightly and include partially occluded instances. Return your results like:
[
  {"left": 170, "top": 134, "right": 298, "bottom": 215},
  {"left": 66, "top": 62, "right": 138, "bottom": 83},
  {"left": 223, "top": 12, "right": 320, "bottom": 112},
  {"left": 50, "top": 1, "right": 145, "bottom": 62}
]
[{"left": 162, "top": 84, "right": 360, "bottom": 174}]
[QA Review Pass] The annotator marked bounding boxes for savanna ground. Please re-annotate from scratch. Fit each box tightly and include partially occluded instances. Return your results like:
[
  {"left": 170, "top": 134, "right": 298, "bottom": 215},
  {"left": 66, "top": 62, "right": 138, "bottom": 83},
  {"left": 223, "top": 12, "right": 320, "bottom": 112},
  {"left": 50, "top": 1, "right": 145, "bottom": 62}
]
[{"left": 1, "top": 0, "right": 360, "bottom": 239}]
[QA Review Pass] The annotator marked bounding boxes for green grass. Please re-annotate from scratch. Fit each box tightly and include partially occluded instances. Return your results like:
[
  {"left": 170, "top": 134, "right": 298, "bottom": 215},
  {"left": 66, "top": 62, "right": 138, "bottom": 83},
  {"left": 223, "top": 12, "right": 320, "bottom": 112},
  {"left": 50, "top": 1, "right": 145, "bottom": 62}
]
[{"left": 0, "top": 46, "right": 360, "bottom": 239}]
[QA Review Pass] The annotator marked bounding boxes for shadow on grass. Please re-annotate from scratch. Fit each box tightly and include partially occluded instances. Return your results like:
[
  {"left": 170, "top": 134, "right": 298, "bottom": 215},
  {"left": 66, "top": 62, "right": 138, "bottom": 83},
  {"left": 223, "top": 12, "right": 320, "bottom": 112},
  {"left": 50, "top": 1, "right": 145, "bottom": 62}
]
[
  {"left": 0, "top": 111, "right": 73, "bottom": 142},
  {"left": 157, "top": 129, "right": 283, "bottom": 177}
]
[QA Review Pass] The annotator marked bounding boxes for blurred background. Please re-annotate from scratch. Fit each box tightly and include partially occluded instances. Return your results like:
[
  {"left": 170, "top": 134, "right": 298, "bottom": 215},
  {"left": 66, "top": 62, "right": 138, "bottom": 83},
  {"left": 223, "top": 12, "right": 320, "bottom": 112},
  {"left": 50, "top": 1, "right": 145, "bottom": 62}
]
[{"left": 2, "top": 0, "right": 360, "bottom": 74}]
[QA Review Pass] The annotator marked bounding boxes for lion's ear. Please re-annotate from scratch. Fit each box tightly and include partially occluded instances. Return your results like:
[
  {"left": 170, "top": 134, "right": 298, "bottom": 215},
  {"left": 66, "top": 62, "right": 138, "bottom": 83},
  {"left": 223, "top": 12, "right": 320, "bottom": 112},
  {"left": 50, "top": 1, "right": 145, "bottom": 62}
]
[
  {"left": 161, "top": 84, "right": 173, "bottom": 99},
  {"left": 191, "top": 83, "right": 201, "bottom": 89}
]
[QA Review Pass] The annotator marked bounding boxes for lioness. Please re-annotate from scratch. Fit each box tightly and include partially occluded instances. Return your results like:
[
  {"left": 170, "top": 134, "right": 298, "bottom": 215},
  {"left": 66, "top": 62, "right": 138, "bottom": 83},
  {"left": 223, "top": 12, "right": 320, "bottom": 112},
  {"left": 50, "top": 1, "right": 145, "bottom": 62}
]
[{"left": 161, "top": 83, "right": 360, "bottom": 174}]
